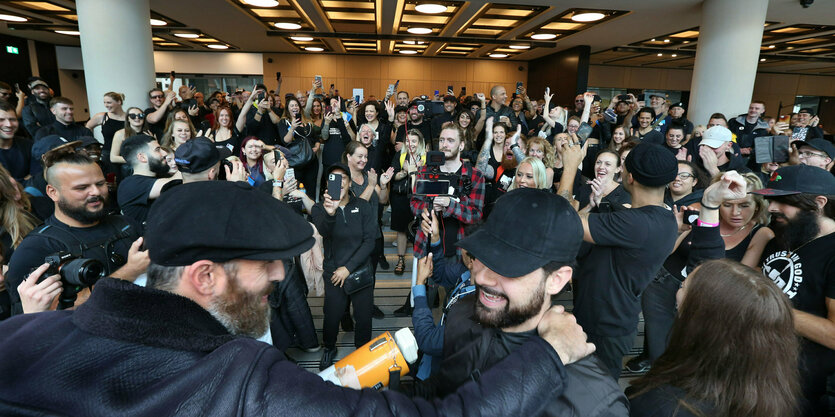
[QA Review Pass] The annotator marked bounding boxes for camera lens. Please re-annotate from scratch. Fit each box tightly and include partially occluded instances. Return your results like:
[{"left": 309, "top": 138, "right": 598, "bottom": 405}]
[{"left": 60, "top": 258, "right": 106, "bottom": 287}]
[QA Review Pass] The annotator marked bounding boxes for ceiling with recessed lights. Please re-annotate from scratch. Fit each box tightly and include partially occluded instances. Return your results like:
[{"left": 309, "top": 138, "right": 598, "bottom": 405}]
[{"left": 0, "top": 0, "right": 834, "bottom": 75}]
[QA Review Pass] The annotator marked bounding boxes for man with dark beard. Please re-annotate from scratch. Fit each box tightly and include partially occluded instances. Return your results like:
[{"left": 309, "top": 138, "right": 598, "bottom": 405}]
[
  {"left": 750, "top": 164, "right": 835, "bottom": 417},
  {"left": 5, "top": 151, "right": 146, "bottom": 316},
  {"left": 118, "top": 134, "right": 182, "bottom": 229},
  {"left": 0, "top": 181, "right": 597, "bottom": 416},
  {"left": 413, "top": 188, "right": 627, "bottom": 416}
]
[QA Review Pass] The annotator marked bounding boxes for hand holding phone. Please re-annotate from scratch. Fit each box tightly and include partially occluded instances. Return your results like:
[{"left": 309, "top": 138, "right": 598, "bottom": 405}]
[{"left": 327, "top": 173, "right": 342, "bottom": 202}]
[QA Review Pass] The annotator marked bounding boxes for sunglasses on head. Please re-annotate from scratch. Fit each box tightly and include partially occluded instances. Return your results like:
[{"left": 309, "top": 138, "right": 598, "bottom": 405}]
[{"left": 128, "top": 113, "right": 145, "bottom": 120}]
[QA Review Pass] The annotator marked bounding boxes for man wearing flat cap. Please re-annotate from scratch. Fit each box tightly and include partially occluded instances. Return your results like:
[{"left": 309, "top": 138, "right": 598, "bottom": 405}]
[
  {"left": 558, "top": 142, "right": 679, "bottom": 379},
  {"left": 174, "top": 136, "right": 244, "bottom": 183},
  {"left": 416, "top": 188, "right": 626, "bottom": 415},
  {"left": 0, "top": 180, "right": 597, "bottom": 416}
]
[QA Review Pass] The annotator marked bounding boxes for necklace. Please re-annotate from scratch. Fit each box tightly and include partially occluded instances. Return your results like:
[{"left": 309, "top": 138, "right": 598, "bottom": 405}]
[{"left": 720, "top": 224, "right": 747, "bottom": 237}]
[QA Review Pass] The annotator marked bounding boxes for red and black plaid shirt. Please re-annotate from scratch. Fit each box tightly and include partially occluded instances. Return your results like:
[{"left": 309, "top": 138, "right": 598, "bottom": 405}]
[{"left": 410, "top": 162, "right": 485, "bottom": 258}]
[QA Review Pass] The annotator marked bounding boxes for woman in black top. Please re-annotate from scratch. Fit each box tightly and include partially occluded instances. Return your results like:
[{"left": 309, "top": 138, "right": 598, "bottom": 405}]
[
  {"left": 320, "top": 97, "right": 352, "bottom": 193},
  {"left": 277, "top": 97, "right": 318, "bottom": 199},
  {"left": 86, "top": 92, "right": 126, "bottom": 158},
  {"left": 628, "top": 259, "right": 799, "bottom": 417},
  {"left": 575, "top": 149, "right": 631, "bottom": 211},
  {"left": 390, "top": 129, "right": 426, "bottom": 275},
  {"left": 352, "top": 100, "right": 392, "bottom": 171},
  {"left": 311, "top": 163, "right": 377, "bottom": 370},
  {"left": 204, "top": 105, "right": 242, "bottom": 156}
]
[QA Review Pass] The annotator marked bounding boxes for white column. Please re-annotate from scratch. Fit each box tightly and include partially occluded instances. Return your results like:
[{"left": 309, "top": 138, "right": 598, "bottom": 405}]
[
  {"left": 687, "top": 0, "right": 768, "bottom": 126},
  {"left": 76, "top": 0, "right": 155, "bottom": 141}
]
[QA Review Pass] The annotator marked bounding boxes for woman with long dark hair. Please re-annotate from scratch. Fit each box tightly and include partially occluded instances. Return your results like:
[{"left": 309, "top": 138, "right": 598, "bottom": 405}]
[
  {"left": 239, "top": 136, "right": 272, "bottom": 188},
  {"left": 277, "top": 97, "right": 319, "bottom": 199},
  {"left": 311, "top": 162, "right": 377, "bottom": 370},
  {"left": 628, "top": 259, "right": 800, "bottom": 417},
  {"left": 574, "top": 149, "right": 631, "bottom": 211},
  {"left": 110, "top": 107, "right": 154, "bottom": 164},
  {"left": 204, "top": 105, "right": 243, "bottom": 156}
]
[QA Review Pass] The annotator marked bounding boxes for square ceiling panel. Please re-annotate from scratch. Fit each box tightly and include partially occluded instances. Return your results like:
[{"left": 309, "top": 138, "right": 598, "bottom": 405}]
[
  {"left": 457, "top": 3, "right": 547, "bottom": 39},
  {"left": 522, "top": 8, "right": 628, "bottom": 42},
  {"left": 397, "top": 0, "right": 460, "bottom": 36},
  {"left": 237, "top": 0, "right": 313, "bottom": 32},
  {"left": 320, "top": 0, "right": 376, "bottom": 34}
]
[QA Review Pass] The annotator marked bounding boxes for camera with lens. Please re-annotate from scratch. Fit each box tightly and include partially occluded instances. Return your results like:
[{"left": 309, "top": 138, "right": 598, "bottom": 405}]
[{"left": 43, "top": 252, "right": 105, "bottom": 287}]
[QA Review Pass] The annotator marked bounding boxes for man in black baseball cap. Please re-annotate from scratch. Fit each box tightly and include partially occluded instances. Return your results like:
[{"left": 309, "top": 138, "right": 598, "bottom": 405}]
[
  {"left": 661, "top": 101, "right": 694, "bottom": 139},
  {"left": 557, "top": 141, "right": 679, "bottom": 379},
  {"left": 430, "top": 94, "right": 459, "bottom": 140},
  {"left": 750, "top": 164, "right": 835, "bottom": 415},
  {"left": 794, "top": 138, "right": 834, "bottom": 171},
  {"left": 174, "top": 136, "right": 240, "bottom": 183},
  {"left": 418, "top": 188, "right": 625, "bottom": 414}
]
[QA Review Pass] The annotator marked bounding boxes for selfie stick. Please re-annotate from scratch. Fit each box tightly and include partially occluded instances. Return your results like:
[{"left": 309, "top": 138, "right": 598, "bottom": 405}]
[{"left": 410, "top": 195, "right": 436, "bottom": 308}]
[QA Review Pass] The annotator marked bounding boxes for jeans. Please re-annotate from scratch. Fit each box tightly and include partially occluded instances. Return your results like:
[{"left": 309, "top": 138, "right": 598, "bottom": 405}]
[{"left": 641, "top": 268, "right": 683, "bottom": 362}]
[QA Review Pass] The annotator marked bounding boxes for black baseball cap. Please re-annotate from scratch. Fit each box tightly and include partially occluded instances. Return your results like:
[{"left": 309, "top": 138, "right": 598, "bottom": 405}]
[
  {"left": 794, "top": 138, "right": 835, "bottom": 159},
  {"left": 77, "top": 136, "right": 101, "bottom": 148},
  {"left": 797, "top": 107, "right": 814, "bottom": 115},
  {"left": 750, "top": 164, "right": 835, "bottom": 197},
  {"left": 457, "top": 188, "right": 583, "bottom": 277},
  {"left": 174, "top": 136, "right": 231, "bottom": 173},
  {"left": 624, "top": 143, "right": 678, "bottom": 187},
  {"left": 670, "top": 102, "right": 686, "bottom": 110},
  {"left": 326, "top": 162, "right": 350, "bottom": 177},
  {"left": 145, "top": 181, "right": 315, "bottom": 266}
]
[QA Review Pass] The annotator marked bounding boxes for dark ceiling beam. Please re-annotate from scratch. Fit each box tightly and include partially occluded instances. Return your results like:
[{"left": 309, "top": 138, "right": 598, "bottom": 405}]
[
  {"left": 376, "top": 0, "right": 403, "bottom": 55},
  {"left": 265, "top": 30, "right": 557, "bottom": 48},
  {"left": 468, "top": 4, "right": 558, "bottom": 59},
  {"left": 424, "top": 1, "right": 483, "bottom": 57},
  {"left": 289, "top": 0, "right": 344, "bottom": 53}
]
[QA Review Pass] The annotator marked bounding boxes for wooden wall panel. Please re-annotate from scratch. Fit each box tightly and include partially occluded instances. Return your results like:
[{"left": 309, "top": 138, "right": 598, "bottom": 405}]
[{"left": 262, "top": 53, "right": 527, "bottom": 100}]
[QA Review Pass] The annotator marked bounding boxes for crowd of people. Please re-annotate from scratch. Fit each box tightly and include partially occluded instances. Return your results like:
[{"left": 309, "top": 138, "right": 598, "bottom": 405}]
[{"left": 0, "top": 73, "right": 833, "bottom": 416}]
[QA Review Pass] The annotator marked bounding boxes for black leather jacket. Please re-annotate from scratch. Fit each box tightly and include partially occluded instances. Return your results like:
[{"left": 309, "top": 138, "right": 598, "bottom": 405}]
[{"left": 0, "top": 278, "right": 569, "bottom": 416}]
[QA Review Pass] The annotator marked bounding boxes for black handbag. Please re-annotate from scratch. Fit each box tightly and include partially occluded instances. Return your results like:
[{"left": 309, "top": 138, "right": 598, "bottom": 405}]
[
  {"left": 342, "top": 262, "right": 373, "bottom": 295},
  {"left": 284, "top": 122, "right": 314, "bottom": 168},
  {"left": 391, "top": 175, "right": 411, "bottom": 195}
]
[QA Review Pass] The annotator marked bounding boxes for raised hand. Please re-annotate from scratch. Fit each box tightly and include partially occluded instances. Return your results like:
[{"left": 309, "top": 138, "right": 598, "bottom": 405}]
[
  {"left": 368, "top": 168, "right": 378, "bottom": 187},
  {"left": 703, "top": 170, "right": 747, "bottom": 207},
  {"left": 537, "top": 305, "right": 596, "bottom": 365},
  {"left": 544, "top": 87, "right": 553, "bottom": 104},
  {"left": 379, "top": 167, "right": 395, "bottom": 186},
  {"left": 323, "top": 192, "right": 338, "bottom": 216}
]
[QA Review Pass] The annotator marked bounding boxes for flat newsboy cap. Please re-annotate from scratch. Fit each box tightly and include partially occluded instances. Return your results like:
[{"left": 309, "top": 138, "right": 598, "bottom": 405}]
[
  {"left": 174, "top": 136, "right": 231, "bottom": 173},
  {"left": 145, "top": 181, "right": 315, "bottom": 266}
]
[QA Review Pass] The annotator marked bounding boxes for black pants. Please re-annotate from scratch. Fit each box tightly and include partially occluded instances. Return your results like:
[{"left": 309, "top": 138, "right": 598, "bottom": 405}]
[
  {"left": 296, "top": 157, "right": 319, "bottom": 200},
  {"left": 323, "top": 270, "right": 373, "bottom": 349},
  {"left": 641, "top": 268, "right": 682, "bottom": 362},
  {"left": 269, "top": 263, "right": 318, "bottom": 351},
  {"left": 588, "top": 331, "right": 637, "bottom": 380}
]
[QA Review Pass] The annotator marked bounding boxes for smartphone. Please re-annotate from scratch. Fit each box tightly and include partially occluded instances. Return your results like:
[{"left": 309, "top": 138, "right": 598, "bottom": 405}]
[
  {"left": 330, "top": 83, "right": 335, "bottom": 89},
  {"left": 276, "top": 72, "right": 281, "bottom": 80},
  {"left": 327, "top": 173, "right": 342, "bottom": 201},
  {"left": 516, "top": 81, "right": 523, "bottom": 94},
  {"left": 315, "top": 75, "right": 322, "bottom": 85},
  {"left": 273, "top": 149, "right": 282, "bottom": 164},
  {"left": 447, "top": 85, "right": 453, "bottom": 94},
  {"left": 414, "top": 179, "right": 451, "bottom": 197},
  {"left": 461, "top": 86, "right": 466, "bottom": 95},
  {"left": 778, "top": 114, "right": 789, "bottom": 122},
  {"left": 325, "top": 105, "right": 332, "bottom": 114},
  {"left": 683, "top": 209, "right": 700, "bottom": 226},
  {"left": 354, "top": 95, "right": 360, "bottom": 103},
  {"left": 285, "top": 167, "right": 295, "bottom": 181},
  {"left": 434, "top": 90, "right": 439, "bottom": 97},
  {"left": 394, "top": 80, "right": 400, "bottom": 90},
  {"left": 257, "top": 91, "right": 266, "bottom": 101}
]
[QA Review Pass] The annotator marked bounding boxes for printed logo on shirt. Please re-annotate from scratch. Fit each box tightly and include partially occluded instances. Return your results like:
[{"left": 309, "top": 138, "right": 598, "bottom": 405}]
[
  {"left": 351, "top": 207, "right": 360, "bottom": 213},
  {"left": 762, "top": 250, "right": 803, "bottom": 298}
]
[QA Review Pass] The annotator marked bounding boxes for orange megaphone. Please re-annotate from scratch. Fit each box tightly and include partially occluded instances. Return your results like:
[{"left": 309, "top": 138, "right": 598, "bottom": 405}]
[{"left": 319, "top": 328, "right": 418, "bottom": 389}]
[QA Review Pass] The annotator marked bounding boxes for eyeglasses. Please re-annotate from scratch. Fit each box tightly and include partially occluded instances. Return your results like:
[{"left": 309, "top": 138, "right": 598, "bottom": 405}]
[
  {"left": 676, "top": 172, "right": 695, "bottom": 179},
  {"left": 128, "top": 113, "right": 146, "bottom": 120},
  {"left": 798, "top": 151, "right": 827, "bottom": 159},
  {"left": 150, "top": 94, "right": 164, "bottom": 99}
]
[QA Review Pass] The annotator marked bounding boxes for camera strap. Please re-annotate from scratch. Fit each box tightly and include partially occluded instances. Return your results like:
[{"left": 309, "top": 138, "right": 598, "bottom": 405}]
[{"left": 34, "top": 217, "right": 134, "bottom": 264}]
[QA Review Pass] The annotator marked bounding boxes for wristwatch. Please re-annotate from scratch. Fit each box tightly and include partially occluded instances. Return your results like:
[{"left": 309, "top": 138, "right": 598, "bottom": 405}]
[{"left": 272, "top": 179, "right": 284, "bottom": 188}]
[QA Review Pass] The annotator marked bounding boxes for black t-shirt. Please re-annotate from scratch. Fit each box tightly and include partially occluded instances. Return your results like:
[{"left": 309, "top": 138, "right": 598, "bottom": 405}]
[
  {"left": 573, "top": 205, "right": 678, "bottom": 336},
  {"left": 5, "top": 215, "right": 140, "bottom": 315},
  {"left": 116, "top": 175, "right": 159, "bottom": 228},
  {"left": 395, "top": 121, "right": 432, "bottom": 145},
  {"left": 638, "top": 129, "right": 665, "bottom": 145},
  {"left": 574, "top": 183, "right": 631, "bottom": 211},
  {"left": 321, "top": 118, "right": 351, "bottom": 167},
  {"left": 0, "top": 137, "right": 32, "bottom": 181},
  {"left": 144, "top": 106, "right": 169, "bottom": 140}
]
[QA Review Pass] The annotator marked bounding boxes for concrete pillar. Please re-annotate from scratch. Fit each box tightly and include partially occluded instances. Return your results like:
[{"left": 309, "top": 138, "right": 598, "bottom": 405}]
[
  {"left": 687, "top": 0, "right": 768, "bottom": 126},
  {"left": 76, "top": 0, "right": 155, "bottom": 142}
]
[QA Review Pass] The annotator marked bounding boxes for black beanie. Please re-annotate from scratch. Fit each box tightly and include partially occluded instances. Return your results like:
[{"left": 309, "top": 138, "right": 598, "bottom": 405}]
[{"left": 624, "top": 143, "right": 678, "bottom": 187}]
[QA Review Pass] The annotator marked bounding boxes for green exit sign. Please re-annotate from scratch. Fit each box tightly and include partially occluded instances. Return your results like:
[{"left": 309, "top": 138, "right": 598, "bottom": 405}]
[{"left": 6, "top": 46, "right": 19, "bottom": 54}]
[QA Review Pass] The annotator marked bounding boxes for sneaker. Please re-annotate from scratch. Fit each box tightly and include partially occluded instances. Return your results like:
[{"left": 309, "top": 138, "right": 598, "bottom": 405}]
[
  {"left": 624, "top": 356, "right": 652, "bottom": 374},
  {"left": 319, "top": 347, "right": 338, "bottom": 371},
  {"left": 302, "top": 345, "right": 322, "bottom": 353},
  {"left": 379, "top": 257, "right": 391, "bottom": 270},
  {"left": 393, "top": 304, "right": 412, "bottom": 317},
  {"left": 372, "top": 305, "right": 385, "bottom": 319}
]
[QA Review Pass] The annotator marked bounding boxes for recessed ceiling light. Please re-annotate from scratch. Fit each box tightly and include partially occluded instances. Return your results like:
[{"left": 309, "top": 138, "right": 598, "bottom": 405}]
[
  {"left": 657, "top": 53, "right": 663, "bottom": 56},
  {"left": 651, "top": 38, "right": 656, "bottom": 42},
  {"left": 682, "top": 41, "right": 690, "bottom": 44},
  {"left": 489, "top": 53, "right": 508, "bottom": 58},
  {"left": 571, "top": 12, "right": 605, "bottom": 22},
  {"left": 417, "top": 41, "right": 425, "bottom": 45},
  {"left": 671, "top": 54, "right": 677, "bottom": 57},
  {"left": 407, "top": 27, "right": 432, "bottom": 35},
  {"left": 243, "top": 0, "right": 279, "bottom": 6},
  {"left": 400, "top": 50, "right": 418, "bottom": 54},
  {"left": 415, "top": 3, "right": 447, "bottom": 14},
  {"left": 149, "top": 18, "right": 167, "bottom": 26},
  {"left": 55, "top": 30, "right": 80, "bottom": 36},
  {"left": 509, "top": 44, "right": 530, "bottom": 50},
  {"left": 663, "top": 39, "right": 670, "bottom": 43},
  {"left": 786, "top": 46, "right": 794, "bottom": 50},
  {"left": 760, "top": 58, "right": 766, "bottom": 62},
  {"left": 291, "top": 36, "right": 314, "bottom": 41},
  {"left": 404, "top": 40, "right": 416, "bottom": 45},
  {"left": 0, "top": 14, "right": 28, "bottom": 22},
  {"left": 274, "top": 22, "right": 302, "bottom": 30},
  {"left": 530, "top": 33, "right": 556, "bottom": 40},
  {"left": 174, "top": 33, "right": 200, "bottom": 38},
  {"left": 768, "top": 45, "right": 775, "bottom": 48},
  {"left": 208, "top": 44, "right": 229, "bottom": 49},
  {"left": 305, "top": 46, "right": 324, "bottom": 52}
]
